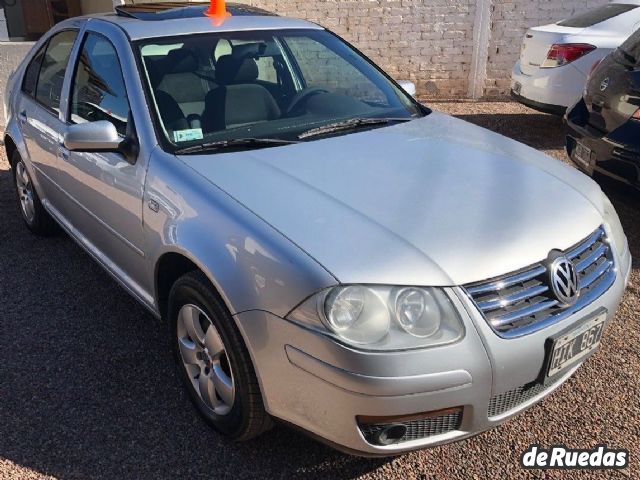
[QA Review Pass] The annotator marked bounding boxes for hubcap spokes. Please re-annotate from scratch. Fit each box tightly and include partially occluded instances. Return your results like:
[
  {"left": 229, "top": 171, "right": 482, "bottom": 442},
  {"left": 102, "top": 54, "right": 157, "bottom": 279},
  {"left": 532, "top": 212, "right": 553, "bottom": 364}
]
[
  {"left": 177, "top": 304, "right": 235, "bottom": 415},
  {"left": 15, "top": 162, "right": 35, "bottom": 223}
]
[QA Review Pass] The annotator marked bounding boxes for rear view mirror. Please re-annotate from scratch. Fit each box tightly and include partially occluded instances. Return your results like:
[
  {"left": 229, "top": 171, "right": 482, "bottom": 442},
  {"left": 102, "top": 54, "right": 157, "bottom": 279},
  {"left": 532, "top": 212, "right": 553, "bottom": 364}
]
[
  {"left": 64, "top": 121, "right": 121, "bottom": 152},
  {"left": 398, "top": 80, "right": 417, "bottom": 97}
]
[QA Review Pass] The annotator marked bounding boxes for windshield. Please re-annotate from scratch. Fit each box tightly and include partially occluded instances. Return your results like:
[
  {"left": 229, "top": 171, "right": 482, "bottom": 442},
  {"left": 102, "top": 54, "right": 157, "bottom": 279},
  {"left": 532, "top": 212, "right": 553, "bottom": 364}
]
[{"left": 136, "top": 29, "right": 424, "bottom": 152}]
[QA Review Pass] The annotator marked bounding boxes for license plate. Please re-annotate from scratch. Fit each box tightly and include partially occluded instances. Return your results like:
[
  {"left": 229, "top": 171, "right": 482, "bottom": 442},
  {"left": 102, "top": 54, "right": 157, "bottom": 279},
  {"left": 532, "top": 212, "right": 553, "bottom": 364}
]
[
  {"left": 573, "top": 141, "right": 593, "bottom": 171},
  {"left": 512, "top": 82, "right": 522, "bottom": 95},
  {"left": 547, "top": 313, "right": 606, "bottom": 378}
]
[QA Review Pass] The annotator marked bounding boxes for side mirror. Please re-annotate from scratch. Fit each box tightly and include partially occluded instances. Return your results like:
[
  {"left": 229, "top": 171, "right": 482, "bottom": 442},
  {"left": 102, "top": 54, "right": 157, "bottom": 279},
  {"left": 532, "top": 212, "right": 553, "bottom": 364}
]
[
  {"left": 64, "top": 121, "right": 121, "bottom": 152},
  {"left": 398, "top": 80, "right": 417, "bottom": 97}
]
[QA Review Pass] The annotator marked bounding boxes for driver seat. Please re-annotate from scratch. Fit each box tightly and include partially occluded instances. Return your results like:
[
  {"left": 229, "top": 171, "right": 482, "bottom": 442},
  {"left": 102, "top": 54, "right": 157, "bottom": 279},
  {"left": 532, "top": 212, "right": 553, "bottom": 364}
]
[{"left": 202, "top": 56, "right": 280, "bottom": 132}]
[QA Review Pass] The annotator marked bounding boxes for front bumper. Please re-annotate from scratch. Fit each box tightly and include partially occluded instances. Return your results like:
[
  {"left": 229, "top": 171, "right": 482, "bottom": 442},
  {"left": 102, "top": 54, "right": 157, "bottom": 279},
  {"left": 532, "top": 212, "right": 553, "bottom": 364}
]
[
  {"left": 566, "top": 99, "right": 640, "bottom": 187},
  {"left": 235, "top": 247, "right": 630, "bottom": 456},
  {"left": 511, "top": 60, "right": 584, "bottom": 115}
]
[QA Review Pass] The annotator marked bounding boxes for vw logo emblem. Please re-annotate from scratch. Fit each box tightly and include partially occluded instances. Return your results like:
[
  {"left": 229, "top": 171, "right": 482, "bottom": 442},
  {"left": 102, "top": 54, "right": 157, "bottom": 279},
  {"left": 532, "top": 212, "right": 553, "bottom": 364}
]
[
  {"left": 600, "top": 77, "right": 610, "bottom": 91},
  {"left": 550, "top": 256, "right": 580, "bottom": 306}
]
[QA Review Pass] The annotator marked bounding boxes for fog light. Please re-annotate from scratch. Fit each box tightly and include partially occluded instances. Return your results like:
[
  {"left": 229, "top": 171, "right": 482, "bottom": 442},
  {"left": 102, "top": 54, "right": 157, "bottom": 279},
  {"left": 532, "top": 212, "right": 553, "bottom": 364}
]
[
  {"left": 357, "top": 407, "right": 463, "bottom": 446},
  {"left": 373, "top": 424, "right": 407, "bottom": 445}
]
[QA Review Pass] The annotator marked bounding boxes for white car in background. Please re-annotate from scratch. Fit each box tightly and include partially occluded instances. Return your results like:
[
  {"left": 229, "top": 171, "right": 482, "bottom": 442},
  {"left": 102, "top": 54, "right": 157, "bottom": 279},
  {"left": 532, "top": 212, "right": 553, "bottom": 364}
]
[{"left": 511, "top": 1, "right": 640, "bottom": 115}]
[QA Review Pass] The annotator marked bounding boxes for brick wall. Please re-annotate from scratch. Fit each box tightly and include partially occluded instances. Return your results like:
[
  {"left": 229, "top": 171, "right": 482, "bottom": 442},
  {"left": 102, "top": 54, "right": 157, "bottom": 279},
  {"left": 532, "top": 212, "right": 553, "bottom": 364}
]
[
  {"left": 111, "top": 0, "right": 625, "bottom": 99},
  {"left": 245, "top": 0, "right": 477, "bottom": 98},
  {"left": 0, "top": 0, "right": 622, "bottom": 127},
  {"left": 244, "top": 0, "right": 609, "bottom": 99}
]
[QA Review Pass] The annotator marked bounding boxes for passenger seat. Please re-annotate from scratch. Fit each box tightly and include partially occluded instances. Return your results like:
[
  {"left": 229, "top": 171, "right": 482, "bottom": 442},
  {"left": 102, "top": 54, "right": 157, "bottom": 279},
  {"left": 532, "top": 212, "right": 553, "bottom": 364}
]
[
  {"left": 202, "top": 55, "right": 280, "bottom": 132},
  {"left": 154, "top": 48, "right": 215, "bottom": 123}
]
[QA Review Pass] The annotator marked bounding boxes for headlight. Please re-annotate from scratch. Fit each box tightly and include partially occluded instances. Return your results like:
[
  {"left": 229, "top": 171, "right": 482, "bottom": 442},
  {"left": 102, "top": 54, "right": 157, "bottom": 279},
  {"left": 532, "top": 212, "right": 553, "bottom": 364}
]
[
  {"left": 287, "top": 285, "right": 464, "bottom": 351},
  {"left": 601, "top": 191, "right": 627, "bottom": 254},
  {"left": 395, "top": 288, "right": 441, "bottom": 337}
]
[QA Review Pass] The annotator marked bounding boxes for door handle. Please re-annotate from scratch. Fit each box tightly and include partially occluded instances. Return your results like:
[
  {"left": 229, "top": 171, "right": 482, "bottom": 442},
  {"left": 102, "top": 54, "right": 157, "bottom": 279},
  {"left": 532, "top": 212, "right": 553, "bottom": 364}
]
[{"left": 18, "top": 110, "right": 27, "bottom": 124}]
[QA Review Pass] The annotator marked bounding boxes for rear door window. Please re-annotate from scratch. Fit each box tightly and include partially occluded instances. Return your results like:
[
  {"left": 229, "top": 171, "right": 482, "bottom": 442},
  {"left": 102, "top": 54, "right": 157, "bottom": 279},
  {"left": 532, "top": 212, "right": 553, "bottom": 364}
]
[
  {"left": 22, "top": 44, "right": 46, "bottom": 97},
  {"left": 35, "top": 30, "right": 78, "bottom": 113},
  {"left": 558, "top": 4, "right": 638, "bottom": 28}
]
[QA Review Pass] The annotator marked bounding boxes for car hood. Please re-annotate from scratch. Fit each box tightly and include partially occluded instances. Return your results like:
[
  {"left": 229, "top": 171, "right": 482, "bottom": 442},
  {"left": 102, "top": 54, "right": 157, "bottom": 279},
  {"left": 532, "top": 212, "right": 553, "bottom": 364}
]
[{"left": 184, "top": 112, "right": 605, "bottom": 286}]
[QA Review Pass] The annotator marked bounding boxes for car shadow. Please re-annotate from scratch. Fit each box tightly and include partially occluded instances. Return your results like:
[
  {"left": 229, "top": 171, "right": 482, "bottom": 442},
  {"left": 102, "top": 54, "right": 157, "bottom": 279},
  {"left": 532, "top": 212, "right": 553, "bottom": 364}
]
[
  {"left": 593, "top": 173, "right": 640, "bottom": 265},
  {"left": 455, "top": 113, "right": 566, "bottom": 152},
  {"left": 0, "top": 162, "right": 391, "bottom": 479}
]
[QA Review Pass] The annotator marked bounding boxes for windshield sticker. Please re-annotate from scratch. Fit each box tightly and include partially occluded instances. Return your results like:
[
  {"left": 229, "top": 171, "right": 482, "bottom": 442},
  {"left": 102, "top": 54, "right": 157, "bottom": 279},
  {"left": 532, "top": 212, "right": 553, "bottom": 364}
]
[{"left": 174, "top": 129, "right": 204, "bottom": 143}]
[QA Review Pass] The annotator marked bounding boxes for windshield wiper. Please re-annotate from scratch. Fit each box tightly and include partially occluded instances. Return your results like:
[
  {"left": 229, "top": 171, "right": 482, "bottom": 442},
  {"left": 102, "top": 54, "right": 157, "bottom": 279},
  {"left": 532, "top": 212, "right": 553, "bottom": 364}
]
[
  {"left": 298, "top": 117, "right": 414, "bottom": 140},
  {"left": 175, "top": 137, "right": 299, "bottom": 155}
]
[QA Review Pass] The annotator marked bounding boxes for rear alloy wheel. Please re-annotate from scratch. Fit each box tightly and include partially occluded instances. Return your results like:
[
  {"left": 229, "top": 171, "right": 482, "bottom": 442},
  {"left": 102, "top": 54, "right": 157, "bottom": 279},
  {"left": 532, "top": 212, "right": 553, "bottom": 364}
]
[
  {"left": 168, "top": 271, "right": 272, "bottom": 440},
  {"left": 12, "top": 152, "right": 57, "bottom": 235},
  {"left": 15, "top": 160, "right": 36, "bottom": 224}
]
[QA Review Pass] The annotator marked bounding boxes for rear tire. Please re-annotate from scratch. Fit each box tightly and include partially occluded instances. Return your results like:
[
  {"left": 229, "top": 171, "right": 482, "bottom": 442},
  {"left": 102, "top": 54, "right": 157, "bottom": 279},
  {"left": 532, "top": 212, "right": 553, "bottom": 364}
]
[
  {"left": 168, "top": 271, "right": 272, "bottom": 440},
  {"left": 12, "top": 151, "right": 58, "bottom": 236}
]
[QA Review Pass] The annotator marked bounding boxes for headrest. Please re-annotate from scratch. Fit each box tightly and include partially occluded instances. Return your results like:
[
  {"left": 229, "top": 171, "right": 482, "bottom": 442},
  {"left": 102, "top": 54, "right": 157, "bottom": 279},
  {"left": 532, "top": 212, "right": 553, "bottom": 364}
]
[
  {"left": 216, "top": 55, "right": 259, "bottom": 85},
  {"left": 164, "top": 48, "right": 198, "bottom": 74},
  {"left": 232, "top": 42, "right": 267, "bottom": 60}
]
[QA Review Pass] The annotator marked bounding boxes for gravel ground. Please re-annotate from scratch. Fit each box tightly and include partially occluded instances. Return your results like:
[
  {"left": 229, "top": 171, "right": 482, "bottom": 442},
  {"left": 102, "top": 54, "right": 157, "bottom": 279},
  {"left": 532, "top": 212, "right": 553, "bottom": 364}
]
[{"left": 1, "top": 101, "right": 638, "bottom": 479}]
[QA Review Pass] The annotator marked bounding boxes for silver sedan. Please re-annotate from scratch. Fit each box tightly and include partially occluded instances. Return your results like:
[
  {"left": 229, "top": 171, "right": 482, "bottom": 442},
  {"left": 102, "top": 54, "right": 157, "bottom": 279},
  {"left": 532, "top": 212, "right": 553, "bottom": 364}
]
[{"left": 2, "top": 3, "right": 631, "bottom": 456}]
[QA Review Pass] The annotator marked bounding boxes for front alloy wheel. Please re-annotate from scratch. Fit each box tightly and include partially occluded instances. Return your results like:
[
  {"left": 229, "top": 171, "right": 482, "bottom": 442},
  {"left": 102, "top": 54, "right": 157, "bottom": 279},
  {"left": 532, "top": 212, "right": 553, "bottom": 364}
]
[
  {"left": 177, "top": 304, "right": 235, "bottom": 416},
  {"left": 168, "top": 271, "right": 272, "bottom": 440}
]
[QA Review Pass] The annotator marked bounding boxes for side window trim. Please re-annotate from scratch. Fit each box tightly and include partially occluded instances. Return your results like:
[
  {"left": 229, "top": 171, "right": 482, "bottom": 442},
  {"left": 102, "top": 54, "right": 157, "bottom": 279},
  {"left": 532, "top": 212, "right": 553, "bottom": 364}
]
[
  {"left": 68, "top": 30, "right": 132, "bottom": 136},
  {"left": 30, "top": 29, "right": 80, "bottom": 117}
]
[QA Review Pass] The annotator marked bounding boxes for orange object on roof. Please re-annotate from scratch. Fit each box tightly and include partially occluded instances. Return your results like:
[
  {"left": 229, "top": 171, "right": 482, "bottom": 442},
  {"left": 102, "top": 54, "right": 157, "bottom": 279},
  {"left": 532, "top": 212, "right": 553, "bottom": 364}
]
[{"left": 205, "top": 0, "right": 231, "bottom": 18}]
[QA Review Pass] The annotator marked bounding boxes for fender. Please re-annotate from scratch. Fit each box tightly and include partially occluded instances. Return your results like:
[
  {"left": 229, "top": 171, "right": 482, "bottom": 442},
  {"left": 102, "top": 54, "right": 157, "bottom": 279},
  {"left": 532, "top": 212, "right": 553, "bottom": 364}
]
[
  {"left": 143, "top": 148, "right": 338, "bottom": 319},
  {"left": 2, "top": 122, "right": 45, "bottom": 195}
]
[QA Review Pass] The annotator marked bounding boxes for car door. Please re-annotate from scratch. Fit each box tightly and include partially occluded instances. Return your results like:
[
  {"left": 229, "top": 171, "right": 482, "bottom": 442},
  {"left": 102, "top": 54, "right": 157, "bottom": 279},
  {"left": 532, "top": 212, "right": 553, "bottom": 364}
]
[
  {"left": 18, "top": 29, "right": 78, "bottom": 204},
  {"left": 55, "top": 29, "right": 148, "bottom": 295}
]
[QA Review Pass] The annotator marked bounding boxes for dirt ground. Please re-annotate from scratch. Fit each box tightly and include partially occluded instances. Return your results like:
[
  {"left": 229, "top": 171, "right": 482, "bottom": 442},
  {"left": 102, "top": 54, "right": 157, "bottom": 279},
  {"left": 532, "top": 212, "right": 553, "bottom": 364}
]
[{"left": 1, "top": 101, "right": 638, "bottom": 479}]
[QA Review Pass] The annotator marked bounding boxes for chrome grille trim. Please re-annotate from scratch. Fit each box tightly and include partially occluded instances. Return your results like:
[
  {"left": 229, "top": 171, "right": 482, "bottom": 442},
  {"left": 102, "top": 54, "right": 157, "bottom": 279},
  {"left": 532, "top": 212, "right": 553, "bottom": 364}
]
[
  {"left": 566, "top": 228, "right": 603, "bottom": 259},
  {"left": 466, "top": 265, "right": 546, "bottom": 295},
  {"left": 576, "top": 243, "right": 607, "bottom": 272},
  {"left": 477, "top": 284, "right": 549, "bottom": 311},
  {"left": 492, "top": 299, "right": 559, "bottom": 328},
  {"left": 581, "top": 259, "right": 613, "bottom": 289},
  {"left": 464, "top": 227, "right": 616, "bottom": 338}
]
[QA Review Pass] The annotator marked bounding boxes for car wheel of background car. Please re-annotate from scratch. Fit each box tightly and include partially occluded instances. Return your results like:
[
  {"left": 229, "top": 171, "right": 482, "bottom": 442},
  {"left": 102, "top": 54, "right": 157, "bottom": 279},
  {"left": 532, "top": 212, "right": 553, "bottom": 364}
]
[
  {"left": 168, "top": 271, "right": 272, "bottom": 440},
  {"left": 12, "top": 152, "right": 58, "bottom": 236}
]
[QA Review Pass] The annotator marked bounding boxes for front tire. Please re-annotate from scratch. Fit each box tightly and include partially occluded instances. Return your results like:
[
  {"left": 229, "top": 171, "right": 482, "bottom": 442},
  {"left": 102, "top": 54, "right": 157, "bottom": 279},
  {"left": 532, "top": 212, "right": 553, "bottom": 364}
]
[
  {"left": 168, "top": 271, "right": 272, "bottom": 440},
  {"left": 12, "top": 152, "right": 57, "bottom": 236}
]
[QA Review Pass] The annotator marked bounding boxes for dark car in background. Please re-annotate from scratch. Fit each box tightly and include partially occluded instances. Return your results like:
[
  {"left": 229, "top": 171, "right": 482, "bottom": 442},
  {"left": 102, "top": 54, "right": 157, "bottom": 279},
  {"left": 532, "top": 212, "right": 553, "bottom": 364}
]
[{"left": 566, "top": 27, "right": 640, "bottom": 188}]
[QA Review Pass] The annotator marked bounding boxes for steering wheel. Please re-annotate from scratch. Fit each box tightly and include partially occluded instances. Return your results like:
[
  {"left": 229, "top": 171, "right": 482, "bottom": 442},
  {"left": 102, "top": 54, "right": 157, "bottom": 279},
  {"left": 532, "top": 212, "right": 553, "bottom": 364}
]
[{"left": 285, "top": 87, "right": 329, "bottom": 116}]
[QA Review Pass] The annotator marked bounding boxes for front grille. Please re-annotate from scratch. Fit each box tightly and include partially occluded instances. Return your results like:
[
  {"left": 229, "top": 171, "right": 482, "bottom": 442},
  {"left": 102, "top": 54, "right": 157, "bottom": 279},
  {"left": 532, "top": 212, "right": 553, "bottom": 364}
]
[
  {"left": 464, "top": 227, "right": 615, "bottom": 338},
  {"left": 359, "top": 411, "right": 462, "bottom": 445},
  {"left": 488, "top": 376, "right": 562, "bottom": 417}
]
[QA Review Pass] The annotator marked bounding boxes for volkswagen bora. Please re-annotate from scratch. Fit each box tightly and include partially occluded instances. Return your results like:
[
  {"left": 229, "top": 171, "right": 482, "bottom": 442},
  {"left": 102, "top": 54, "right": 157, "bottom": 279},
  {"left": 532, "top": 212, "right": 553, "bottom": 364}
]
[{"left": 2, "top": 2, "right": 631, "bottom": 456}]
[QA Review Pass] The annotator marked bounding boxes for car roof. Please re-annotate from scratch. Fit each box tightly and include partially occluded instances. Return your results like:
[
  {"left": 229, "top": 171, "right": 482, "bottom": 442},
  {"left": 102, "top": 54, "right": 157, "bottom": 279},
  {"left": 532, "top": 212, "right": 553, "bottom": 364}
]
[
  {"left": 114, "top": 2, "right": 277, "bottom": 19},
  {"left": 88, "top": 2, "right": 323, "bottom": 40}
]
